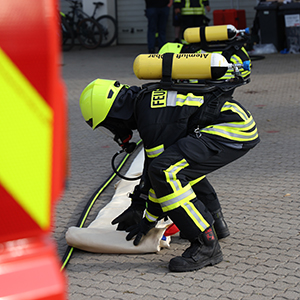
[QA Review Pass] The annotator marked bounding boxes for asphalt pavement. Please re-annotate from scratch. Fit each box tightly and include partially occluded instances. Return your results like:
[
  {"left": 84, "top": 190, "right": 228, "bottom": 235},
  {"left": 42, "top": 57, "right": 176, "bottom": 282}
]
[{"left": 53, "top": 44, "right": 300, "bottom": 300}]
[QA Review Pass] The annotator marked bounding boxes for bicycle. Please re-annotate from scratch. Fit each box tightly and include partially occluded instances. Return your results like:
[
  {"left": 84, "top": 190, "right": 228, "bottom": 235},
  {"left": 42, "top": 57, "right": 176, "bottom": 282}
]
[
  {"left": 61, "top": 12, "right": 75, "bottom": 51},
  {"left": 91, "top": 2, "right": 117, "bottom": 47},
  {"left": 62, "top": 0, "right": 102, "bottom": 49}
]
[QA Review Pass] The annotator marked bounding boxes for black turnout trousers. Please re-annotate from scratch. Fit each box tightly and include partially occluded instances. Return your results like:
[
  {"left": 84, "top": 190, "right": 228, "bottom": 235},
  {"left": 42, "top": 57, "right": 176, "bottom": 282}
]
[{"left": 147, "top": 133, "right": 249, "bottom": 240}]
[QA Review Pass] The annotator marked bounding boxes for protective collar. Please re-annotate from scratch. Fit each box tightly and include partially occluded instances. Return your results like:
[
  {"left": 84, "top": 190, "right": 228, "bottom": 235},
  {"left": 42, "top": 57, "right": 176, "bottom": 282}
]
[{"left": 108, "top": 86, "right": 141, "bottom": 120}]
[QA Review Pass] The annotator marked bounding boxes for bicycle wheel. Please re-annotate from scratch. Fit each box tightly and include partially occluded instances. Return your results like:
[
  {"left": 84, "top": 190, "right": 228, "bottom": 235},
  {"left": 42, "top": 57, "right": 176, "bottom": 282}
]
[
  {"left": 96, "top": 15, "right": 117, "bottom": 47},
  {"left": 61, "top": 15, "right": 74, "bottom": 51},
  {"left": 77, "top": 18, "right": 102, "bottom": 49}
]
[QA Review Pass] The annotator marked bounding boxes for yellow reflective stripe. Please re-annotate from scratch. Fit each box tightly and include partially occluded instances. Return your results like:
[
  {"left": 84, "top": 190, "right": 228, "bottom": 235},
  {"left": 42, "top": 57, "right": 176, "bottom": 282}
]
[
  {"left": 172, "top": 93, "right": 204, "bottom": 107},
  {"left": 190, "top": 175, "right": 206, "bottom": 186},
  {"left": 182, "top": 201, "right": 209, "bottom": 231},
  {"left": 219, "top": 68, "right": 250, "bottom": 80},
  {"left": 201, "top": 101, "right": 259, "bottom": 141},
  {"left": 218, "top": 72, "right": 235, "bottom": 80},
  {"left": 164, "top": 159, "right": 189, "bottom": 193},
  {"left": 145, "top": 210, "right": 159, "bottom": 222},
  {"left": 0, "top": 48, "right": 53, "bottom": 230},
  {"left": 221, "top": 102, "right": 249, "bottom": 120},
  {"left": 241, "top": 70, "right": 251, "bottom": 78},
  {"left": 230, "top": 55, "right": 242, "bottom": 64},
  {"left": 159, "top": 184, "right": 197, "bottom": 212},
  {"left": 211, "top": 116, "right": 255, "bottom": 131},
  {"left": 148, "top": 188, "right": 158, "bottom": 203},
  {"left": 145, "top": 144, "right": 164, "bottom": 158},
  {"left": 182, "top": 7, "right": 205, "bottom": 15},
  {"left": 149, "top": 176, "right": 207, "bottom": 204},
  {"left": 230, "top": 55, "right": 251, "bottom": 78},
  {"left": 201, "top": 124, "right": 258, "bottom": 141}
]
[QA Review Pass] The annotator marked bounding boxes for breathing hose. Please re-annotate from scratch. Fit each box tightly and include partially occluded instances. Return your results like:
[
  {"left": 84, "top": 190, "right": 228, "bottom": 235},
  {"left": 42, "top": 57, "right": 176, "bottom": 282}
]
[
  {"left": 111, "top": 148, "right": 143, "bottom": 181},
  {"left": 60, "top": 139, "right": 143, "bottom": 270}
]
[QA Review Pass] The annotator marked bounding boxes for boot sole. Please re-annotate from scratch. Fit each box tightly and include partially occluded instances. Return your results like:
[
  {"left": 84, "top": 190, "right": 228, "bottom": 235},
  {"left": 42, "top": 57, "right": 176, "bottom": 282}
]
[
  {"left": 169, "top": 252, "right": 223, "bottom": 272},
  {"left": 216, "top": 231, "right": 230, "bottom": 240}
]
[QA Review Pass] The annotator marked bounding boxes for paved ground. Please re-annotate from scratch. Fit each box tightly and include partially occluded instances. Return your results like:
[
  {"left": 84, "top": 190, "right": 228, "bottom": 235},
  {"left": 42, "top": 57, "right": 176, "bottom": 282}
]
[{"left": 53, "top": 44, "right": 300, "bottom": 300}]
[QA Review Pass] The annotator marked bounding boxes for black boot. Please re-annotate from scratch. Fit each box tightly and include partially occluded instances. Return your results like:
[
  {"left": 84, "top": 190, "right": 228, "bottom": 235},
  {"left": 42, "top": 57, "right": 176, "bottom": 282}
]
[
  {"left": 180, "top": 209, "right": 230, "bottom": 240},
  {"left": 169, "top": 227, "right": 223, "bottom": 272},
  {"left": 211, "top": 209, "right": 230, "bottom": 240}
]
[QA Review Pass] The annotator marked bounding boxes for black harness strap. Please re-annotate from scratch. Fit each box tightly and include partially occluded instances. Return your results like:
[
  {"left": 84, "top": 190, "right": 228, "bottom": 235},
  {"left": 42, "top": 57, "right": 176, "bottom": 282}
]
[
  {"left": 161, "top": 53, "right": 174, "bottom": 89},
  {"left": 200, "top": 26, "right": 206, "bottom": 43},
  {"left": 197, "top": 89, "right": 227, "bottom": 128}
]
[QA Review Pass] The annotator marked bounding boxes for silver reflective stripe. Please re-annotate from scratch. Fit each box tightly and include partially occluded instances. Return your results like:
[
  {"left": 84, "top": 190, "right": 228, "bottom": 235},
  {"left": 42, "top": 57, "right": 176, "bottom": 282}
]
[
  {"left": 231, "top": 55, "right": 240, "bottom": 64},
  {"left": 185, "top": 95, "right": 204, "bottom": 105},
  {"left": 202, "top": 127, "right": 258, "bottom": 140},
  {"left": 222, "top": 104, "right": 248, "bottom": 120},
  {"left": 166, "top": 161, "right": 187, "bottom": 191},
  {"left": 149, "top": 189, "right": 156, "bottom": 200},
  {"left": 182, "top": 7, "right": 205, "bottom": 15},
  {"left": 160, "top": 188, "right": 194, "bottom": 209},
  {"left": 145, "top": 211, "right": 158, "bottom": 222},
  {"left": 146, "top": 146, "right": 164, "bottom": 158},
  {"left": 140, "top": 193, "right": 148, "bottom": 200},
  {"left": 213, "top": 118, "right": 255, "bottom": 129},
  {"left": 184, "top": 202, "right": 209, "bottom": 230},
  {"left": 166, "top": 91, "right": 177, "bottom": 106},
  {"left": 171, "top": 96, "right": 187, "bottom": 106},
  {"left": 219, "top": 141, "right": 243, "bottom": 149},
  {"left": 166, "top": 91, "right": 204, "bottom": 107}
]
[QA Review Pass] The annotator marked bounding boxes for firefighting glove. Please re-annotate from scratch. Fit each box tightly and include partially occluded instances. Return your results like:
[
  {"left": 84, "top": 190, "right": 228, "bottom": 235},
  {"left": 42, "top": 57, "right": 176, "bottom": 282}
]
[
  {"left": 111, "top": 185, "right": 146, "bottom": 231},
  {"left": 125, "top": 217, "right": 157, "bottom": 246}
]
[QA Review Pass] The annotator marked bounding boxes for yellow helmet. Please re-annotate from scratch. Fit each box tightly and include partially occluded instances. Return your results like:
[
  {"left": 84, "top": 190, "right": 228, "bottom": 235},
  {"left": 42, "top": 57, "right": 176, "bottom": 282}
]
[
  {"left": 79, "top": 79, "right": 126, "bottom": 129},
  {"left": 159, "top": 42, "right": 183, "bottom": 54}
]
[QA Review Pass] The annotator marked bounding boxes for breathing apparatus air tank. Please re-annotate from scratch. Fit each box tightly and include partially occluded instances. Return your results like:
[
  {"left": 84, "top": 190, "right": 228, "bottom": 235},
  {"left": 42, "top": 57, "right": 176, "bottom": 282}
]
[
  {"left": 184, "top": 25, "right": 250, "bottom": 44},
  {"left": 133, "top": 53, "right": 230, "bottom": 80}
]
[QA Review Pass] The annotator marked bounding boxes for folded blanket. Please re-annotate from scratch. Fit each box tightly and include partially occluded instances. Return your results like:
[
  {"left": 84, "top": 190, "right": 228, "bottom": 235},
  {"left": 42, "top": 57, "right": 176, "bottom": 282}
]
[{"left": 65, "top": 149, "right": 172, "bottom": 254}]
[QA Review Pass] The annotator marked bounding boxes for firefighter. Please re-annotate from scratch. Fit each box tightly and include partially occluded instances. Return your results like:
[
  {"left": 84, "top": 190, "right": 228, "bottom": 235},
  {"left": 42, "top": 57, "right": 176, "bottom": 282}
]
[
  {"left": 154, "top": 28, "right": 252, "bottom": 239},
  {"left": 79, "top": 79, "right": 260, "bottom": 272},
  {"left": 174, "top": 0, "right": 211, "bottom": 35}
]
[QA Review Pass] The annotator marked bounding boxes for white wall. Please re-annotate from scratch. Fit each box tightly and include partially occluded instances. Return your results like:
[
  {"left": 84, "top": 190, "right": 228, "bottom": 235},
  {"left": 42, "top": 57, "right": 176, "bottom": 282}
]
[
  {"left": 116, "top": 0, "right": 147, "bottom": 44},
  {"left": 82, "top": 0, "right": 108, "bottom": 17},
  {"left": 59, "top": 0, "right": 74, "bottom": 13},
  {"left": 60, "top": 0, "right": 115, "bottom": 18}
]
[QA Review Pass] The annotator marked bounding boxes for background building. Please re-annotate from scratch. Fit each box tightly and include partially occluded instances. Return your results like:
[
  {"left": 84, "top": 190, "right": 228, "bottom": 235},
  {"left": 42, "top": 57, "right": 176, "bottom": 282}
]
[{"left": 60, "top": 0, "right": 259, "bottom": 45}]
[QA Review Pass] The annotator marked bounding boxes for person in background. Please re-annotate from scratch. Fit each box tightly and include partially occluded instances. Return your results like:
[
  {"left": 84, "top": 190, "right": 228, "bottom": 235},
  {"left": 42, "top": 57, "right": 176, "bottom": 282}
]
[
  {"left": 174, "top": 0, "right": 211, "bottom": 40},
  {"left": 145, "top": 0, "right": 173, "bottom": 53},
  {"left": 172, "top": 3, "right": 182, "bottom": 43}
]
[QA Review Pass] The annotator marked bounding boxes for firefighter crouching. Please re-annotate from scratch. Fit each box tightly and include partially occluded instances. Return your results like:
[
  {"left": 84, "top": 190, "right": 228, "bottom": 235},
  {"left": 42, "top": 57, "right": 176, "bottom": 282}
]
[{"left": 79, "top": 75, "right": 260, "bottom": 272}]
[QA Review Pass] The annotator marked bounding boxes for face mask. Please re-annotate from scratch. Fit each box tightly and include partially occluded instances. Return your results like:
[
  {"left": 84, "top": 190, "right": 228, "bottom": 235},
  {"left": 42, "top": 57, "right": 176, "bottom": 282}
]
[{"left": 99, "top": 117, "right": 136, "bottom": 153}]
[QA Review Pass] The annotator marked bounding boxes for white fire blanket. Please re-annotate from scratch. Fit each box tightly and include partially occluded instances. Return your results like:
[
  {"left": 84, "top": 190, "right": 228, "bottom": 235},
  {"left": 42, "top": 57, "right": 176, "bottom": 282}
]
[{"left": 65, "top": 149, "right": 172, "bottom": 253}]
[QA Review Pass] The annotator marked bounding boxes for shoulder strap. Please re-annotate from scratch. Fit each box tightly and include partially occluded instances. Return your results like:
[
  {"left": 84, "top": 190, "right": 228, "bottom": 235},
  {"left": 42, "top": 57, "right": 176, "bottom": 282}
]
[
  {"left": 161, "top": 53, "right": 174, "bottom": 89},
  {"left": 197, "top": 88, "right": 228, "bottom": 128}
]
